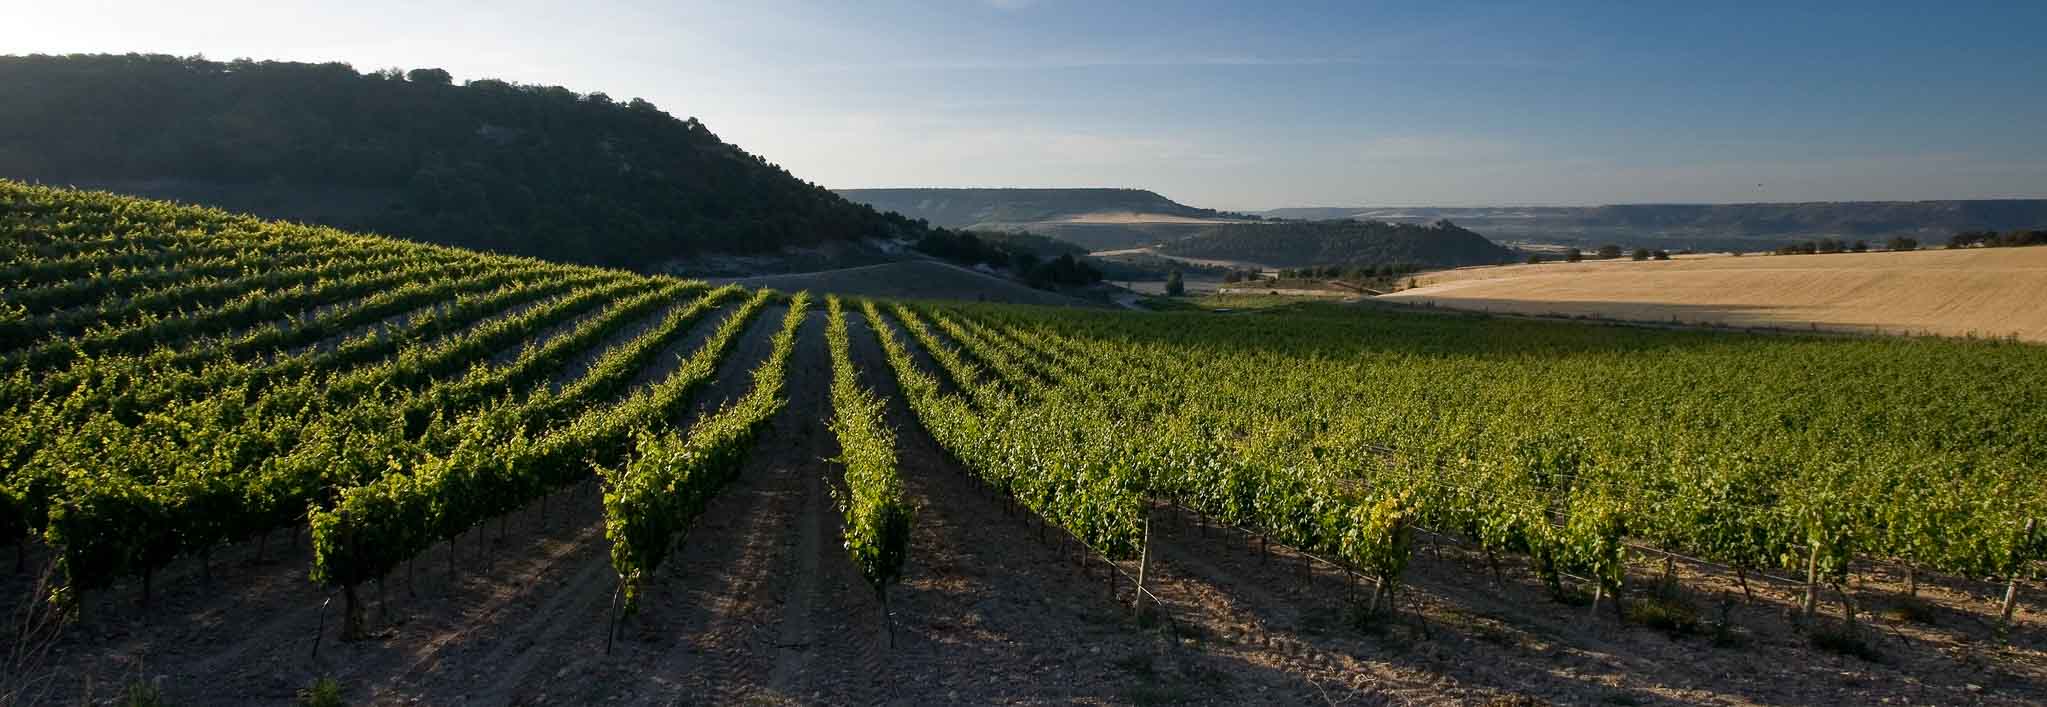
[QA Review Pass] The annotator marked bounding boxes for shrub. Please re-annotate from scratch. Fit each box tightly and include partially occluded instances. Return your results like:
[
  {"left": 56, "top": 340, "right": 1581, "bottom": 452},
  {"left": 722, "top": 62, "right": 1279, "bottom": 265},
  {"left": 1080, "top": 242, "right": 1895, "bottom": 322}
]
[
  {"left": 297, "top": 677, "right": 347, "bottom": 707},
  {"left": 1810, "top": 624, "right": 1882, "bottom": 662},
  {"left": 121, "top": 680, "right": 166, "bottom": 707}
]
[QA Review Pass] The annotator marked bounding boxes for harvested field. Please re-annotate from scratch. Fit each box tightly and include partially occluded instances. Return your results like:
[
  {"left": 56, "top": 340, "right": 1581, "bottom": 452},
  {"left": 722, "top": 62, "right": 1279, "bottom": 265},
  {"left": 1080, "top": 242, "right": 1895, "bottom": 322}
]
[{"left": 1381, "top": 247, "right": 2047, "bottom": 341}]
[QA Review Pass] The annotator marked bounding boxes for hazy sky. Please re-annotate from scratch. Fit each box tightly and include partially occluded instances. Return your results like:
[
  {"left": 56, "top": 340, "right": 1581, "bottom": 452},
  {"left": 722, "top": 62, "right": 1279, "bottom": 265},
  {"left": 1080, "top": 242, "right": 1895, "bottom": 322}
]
[{"left": 8, "top": 1, "right": 2047, "bottom": 210}]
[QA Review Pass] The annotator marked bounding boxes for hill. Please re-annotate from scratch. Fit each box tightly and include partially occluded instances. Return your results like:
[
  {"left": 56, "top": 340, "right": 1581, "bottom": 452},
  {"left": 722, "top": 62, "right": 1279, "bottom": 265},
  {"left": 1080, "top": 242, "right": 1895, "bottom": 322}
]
[
  {"left": 1263, "top": 201, "right": 2047, "bottom": 252},
  {"left": 837, "top": 187, "right": 1257, "bottom": 252},
  {"left": 1379, "top": 246, "right": 2047, "bottom": 340},
  {"left": 0, "top": 54, "right": 932, "bottom": 269},
  {"left": 1157, "top": 219, "right": 1516, "bottom": 268},
  {"left": 836, "top": 188, "right": 1232, "bottom": 228}
]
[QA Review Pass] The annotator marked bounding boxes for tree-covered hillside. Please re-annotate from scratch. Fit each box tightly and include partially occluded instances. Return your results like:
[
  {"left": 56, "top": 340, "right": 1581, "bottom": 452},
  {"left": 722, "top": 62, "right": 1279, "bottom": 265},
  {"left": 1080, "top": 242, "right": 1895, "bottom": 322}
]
[
  {"left": 0, "top": 54, "right": 931, "bottom": 269},
  {"left": 837, "top": 188, "right": 1241, "bottom": 228},
  {"left": 1159, "top": 219, "right": 1514, "bottom": 268}
]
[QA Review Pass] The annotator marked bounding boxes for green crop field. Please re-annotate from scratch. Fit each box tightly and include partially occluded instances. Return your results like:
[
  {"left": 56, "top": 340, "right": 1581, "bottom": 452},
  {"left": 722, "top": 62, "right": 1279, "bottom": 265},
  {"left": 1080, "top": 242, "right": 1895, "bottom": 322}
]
[{"left": 4, "top": 181, "right": 2041, "bottom": 704}]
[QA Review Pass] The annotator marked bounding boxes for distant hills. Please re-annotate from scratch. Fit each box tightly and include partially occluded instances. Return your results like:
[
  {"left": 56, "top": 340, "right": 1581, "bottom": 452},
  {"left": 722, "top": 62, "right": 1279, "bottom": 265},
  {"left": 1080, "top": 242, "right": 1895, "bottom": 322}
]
[
  {"left": 1263, "top": 202, "right": 2047, "bottom": 251},
  {"left": 1161, "top": 220, "right": 1514, "bottom": 269},
  {"left": 837, "top": 187, "right": 1260, "bottom": 252},
  {"left": 840, "top": 187, "right": 1515, "bottom": 269},
  {"left": 836, "top": 188, "right": 1236, "bottom": 229},
  {"left": 0, "top": 54, "right": 933, "bottom": 269}
]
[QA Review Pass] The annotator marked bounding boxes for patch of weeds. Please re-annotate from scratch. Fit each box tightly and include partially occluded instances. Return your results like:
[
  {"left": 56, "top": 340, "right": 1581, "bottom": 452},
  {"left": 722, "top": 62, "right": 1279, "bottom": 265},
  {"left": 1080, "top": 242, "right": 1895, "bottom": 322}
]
[
  {"left": 296, "top": 676, "right": 346, "bottom": 707},
  {"left": 1809, "top": 624, "right": 1883, "bottom": 662},
  {"left": 1549, "top": 586, "right": 1593, "bottom": 607},
  {"left": 121, "top": 680, "right": 166, "bottom": 707},
  {"left": 1345, "top": 603, "right": 1395, "bottom": 635},
  {"left": 1626, "top": 595, "right": 1701, "bottom": 637},
  {"left": 1701, "top": 595, "right": 1746, "bottom": 648},
  {"left": 1879, "top": 597, "right": 1938, "bottom": 625},
  {"left": 1349, "top": 610, "right": 1426, "bottom": 653}
]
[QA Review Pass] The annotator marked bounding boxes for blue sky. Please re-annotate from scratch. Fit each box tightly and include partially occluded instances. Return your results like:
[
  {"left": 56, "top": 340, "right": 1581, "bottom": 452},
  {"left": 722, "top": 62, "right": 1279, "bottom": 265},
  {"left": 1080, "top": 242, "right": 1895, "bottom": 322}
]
[{"left": 8, "top": 1, "right": 2046, "bottom": 209}]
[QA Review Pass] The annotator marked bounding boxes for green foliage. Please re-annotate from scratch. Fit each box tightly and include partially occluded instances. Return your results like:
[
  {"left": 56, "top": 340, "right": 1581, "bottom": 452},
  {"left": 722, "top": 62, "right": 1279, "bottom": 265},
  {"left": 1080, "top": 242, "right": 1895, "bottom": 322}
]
[
  {"left": 120, "top": 680, "right": 166, "bottom": 707},
  {"left": 1161, "top": 218, "right": 1513, "bottom": 269},
  {"left": 913, "top": 230, "right": 1103, "bottom": 287},
  {"left": 601, "top": 293, "right": 808, "bottom": 614},
  {"left": 0, "top": 183, "right": 785, "bottom": 611},
  {"left": 824, "top": 297, "right": 913, "bottom": 598},
  {"left": 0, "top": 54, "right": 936, "bottom": 268},
  {"left": 896, "top": 297, "right": 2047, "bottom": 619},
  {"left": 296, "top": 677, "right": 346, "bottom": 707}
]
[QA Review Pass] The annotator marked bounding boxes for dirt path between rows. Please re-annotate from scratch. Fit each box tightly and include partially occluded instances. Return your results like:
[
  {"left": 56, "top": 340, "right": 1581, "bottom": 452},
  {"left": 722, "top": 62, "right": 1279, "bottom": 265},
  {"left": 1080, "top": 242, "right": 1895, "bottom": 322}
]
[{"left": 842, "top": 315, "right": 1181, "bottom": 703}]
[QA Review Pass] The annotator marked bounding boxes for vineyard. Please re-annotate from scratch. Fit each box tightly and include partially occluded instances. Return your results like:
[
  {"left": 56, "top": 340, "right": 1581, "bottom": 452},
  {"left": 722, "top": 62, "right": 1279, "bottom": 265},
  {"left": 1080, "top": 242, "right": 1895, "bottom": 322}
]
[{"left": 3, "top": 181, "right": 2044, "bottom": 704}]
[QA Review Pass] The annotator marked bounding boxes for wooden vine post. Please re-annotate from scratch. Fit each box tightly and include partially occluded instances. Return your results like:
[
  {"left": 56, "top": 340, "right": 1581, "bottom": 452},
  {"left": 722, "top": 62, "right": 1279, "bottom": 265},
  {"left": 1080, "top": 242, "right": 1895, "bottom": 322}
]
[
  {"left": 2002, "top": 518, "right": 2037, "bottom": 633},
  {"left": 1132, "top": 511, "right": 1151, "bottom": 618},
  {"left": 1800, "top": 542, "right": 1821, "bottom": 623},
  {"left": 340, "top": 511, "right": 364, "bottom": 641}
]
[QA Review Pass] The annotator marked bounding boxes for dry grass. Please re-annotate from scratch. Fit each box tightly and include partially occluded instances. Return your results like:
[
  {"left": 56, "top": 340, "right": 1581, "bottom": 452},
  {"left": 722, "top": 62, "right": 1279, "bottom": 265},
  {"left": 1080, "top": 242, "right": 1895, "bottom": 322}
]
[{"left": 1380, "top": 247, "right": 2047, "bottom": 341}]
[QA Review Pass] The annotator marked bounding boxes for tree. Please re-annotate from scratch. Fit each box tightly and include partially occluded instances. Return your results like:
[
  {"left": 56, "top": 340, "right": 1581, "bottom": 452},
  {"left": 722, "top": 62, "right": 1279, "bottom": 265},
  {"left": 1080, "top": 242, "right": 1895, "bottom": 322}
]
[
  {"left": 1630, "top": 248, "right": 1650, "bottom": 261},
  {"left": 1887, "top": 237, "right": 1920, "bottom": 251},
  {"left": 1565, "top": 248, "right": 1585, "bottom": 263},
  {"left": 1009, "top": 251, "right": 1041, "bottom": 276},
  {"left": 405, "top": 67, "right": 452, "bottom": 85},
  {"left": 1526, "top": 254, "right": 1544, "bottom": 265},
  {"left": 1852, "top": 240, "right": 1870, "bottom": 253},
  {"left": 1165, "top": 269, "right": 1186, "bottom": 297},
  {"left": 1597, "top": 245, "right": 1623, "bottom": 260},
  {"left": 1652, "top": 250, "right": 1671, "bottom": 260}
]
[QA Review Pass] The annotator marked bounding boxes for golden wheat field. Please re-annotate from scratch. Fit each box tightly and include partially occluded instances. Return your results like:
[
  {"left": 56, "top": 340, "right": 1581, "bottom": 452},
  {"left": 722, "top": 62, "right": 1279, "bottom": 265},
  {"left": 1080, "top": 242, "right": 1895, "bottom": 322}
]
[{"left": 1380, "top": 247, "right": 2047, "bottom": 341}]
